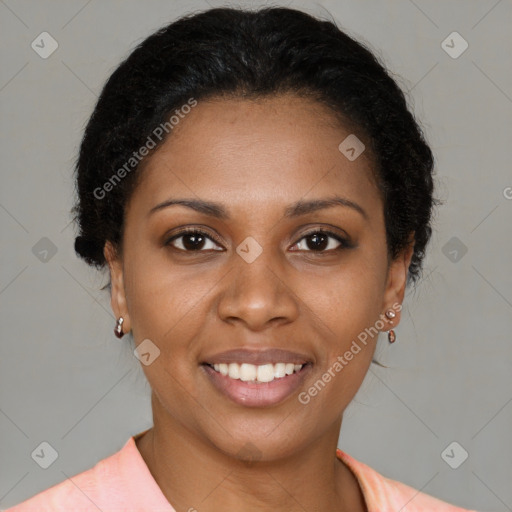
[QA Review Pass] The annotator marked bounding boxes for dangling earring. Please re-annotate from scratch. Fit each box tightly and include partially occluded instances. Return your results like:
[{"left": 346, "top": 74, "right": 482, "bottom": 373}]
[
  {"left": 114, "top": 317, "right": 125, "bottom": 338},
  {"left": 385, "top": 309, "right": 396, "bottom": 344}
]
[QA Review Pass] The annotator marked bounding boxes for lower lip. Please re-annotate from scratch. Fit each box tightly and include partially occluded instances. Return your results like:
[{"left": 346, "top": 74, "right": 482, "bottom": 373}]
[{"left": 202, "top": 364, "right": 312, "bottom": 407}]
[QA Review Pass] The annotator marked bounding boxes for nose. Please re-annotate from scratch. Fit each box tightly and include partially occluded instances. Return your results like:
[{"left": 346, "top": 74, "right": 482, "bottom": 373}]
[{"left": 217, "top": 247, "right": 300, "bottom": 331}]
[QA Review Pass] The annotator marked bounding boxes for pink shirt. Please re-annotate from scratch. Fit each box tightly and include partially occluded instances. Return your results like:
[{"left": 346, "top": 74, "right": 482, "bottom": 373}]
[{"left": 4, "top": 430, "right": 477, "bottom": 511}]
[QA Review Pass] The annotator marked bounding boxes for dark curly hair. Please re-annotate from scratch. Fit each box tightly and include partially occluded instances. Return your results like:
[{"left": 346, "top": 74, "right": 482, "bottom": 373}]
[{"left": 72, "top": 6, "right": 438, "bottom": 287}]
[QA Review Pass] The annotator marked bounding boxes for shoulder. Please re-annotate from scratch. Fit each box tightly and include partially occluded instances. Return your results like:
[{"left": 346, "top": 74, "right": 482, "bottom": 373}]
[
  {"left": 3, "top": 438, "right": 133, "bottom": 512},
  {"left": 336, "top": 449, "right": 478, "bottom": 512}
]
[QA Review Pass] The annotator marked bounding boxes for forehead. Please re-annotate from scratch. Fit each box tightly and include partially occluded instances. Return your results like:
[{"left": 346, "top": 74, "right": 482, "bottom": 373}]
[{"left": 127, "top": 94, "right": 381, "bottom": 219}]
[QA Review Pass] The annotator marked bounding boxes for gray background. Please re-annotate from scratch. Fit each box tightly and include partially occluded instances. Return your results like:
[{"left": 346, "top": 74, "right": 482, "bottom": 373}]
[{"left": 1, "top": 0, "right": 511, "bottom": 510}]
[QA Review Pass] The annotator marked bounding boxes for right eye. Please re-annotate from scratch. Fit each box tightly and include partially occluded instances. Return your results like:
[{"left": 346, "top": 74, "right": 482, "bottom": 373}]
[{"left": 165, "top": 228, "right": 224, "bottom": 252}]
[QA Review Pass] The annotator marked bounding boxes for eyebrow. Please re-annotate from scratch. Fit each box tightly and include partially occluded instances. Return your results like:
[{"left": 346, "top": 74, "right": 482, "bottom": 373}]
[{"left": 148, "top": 195, "right": 368, "bottom": 221}]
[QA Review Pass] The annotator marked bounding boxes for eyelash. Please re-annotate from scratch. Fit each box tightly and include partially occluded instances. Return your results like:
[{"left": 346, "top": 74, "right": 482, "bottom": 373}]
[{"left": 165, "top": 227, "right": 352, "bottom": 254}]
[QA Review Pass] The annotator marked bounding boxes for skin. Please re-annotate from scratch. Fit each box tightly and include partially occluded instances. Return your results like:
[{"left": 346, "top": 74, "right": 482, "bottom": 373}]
[{"left": 104, "top": 94, "right": 414, "bottom": 512}]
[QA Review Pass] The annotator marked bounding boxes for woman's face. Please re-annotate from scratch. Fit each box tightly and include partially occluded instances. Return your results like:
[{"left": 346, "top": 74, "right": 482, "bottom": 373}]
[{"left": 105, "top": 94, "right": 412, "bottom": 460}]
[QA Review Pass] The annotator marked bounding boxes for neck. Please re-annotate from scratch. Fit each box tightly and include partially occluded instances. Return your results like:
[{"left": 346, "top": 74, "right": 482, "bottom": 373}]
[{"left": 135, "top": 393, "right": 367, "bottom": 512}]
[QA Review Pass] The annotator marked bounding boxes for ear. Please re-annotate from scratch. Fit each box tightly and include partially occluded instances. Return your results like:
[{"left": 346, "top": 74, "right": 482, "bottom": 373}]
[
  {"left": 104, "top": 241, "right": 131, "bottom": 335},
  {"left": 381, "top": 233, "right": 415, "bottom": 328}
]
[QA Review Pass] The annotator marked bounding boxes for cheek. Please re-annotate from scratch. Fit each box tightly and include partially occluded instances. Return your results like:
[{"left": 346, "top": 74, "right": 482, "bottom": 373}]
[
  {"left": 123, "top": 253, "right": 217, "bottom": 370},
  {"left": 297, "top": 284, "right": 379, "bottom": 421},
  {"left": 123, "top": 259, "right": 208, "bottom": 405},
  {"left": 297, "top": 255, "right": 385, "bottom": 398},
  {"left": 306, "top": 257, "right": 385, "bottom": 341}
]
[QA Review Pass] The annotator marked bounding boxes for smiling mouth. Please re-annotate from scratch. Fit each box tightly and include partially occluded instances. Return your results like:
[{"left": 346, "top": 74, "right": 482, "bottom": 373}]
[
  {"left": 203, "top": 362, "right": 309, "bottom": 383},
  {"left": 201, "top": 361, "right": 312, "bottom": 407}
]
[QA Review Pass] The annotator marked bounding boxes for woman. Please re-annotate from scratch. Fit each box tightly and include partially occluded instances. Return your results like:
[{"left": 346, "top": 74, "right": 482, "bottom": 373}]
[{"left": 6, "top": 6, "right": 478, "bottom": 511}]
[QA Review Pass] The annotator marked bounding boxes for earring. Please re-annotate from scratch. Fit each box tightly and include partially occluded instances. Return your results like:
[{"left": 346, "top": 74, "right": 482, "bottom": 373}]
[
  {"left": 385, "top": 309, "right": 396, "bottom": 344},
  {"left": 114, "top": 317, "right": 125, "bottom": 338},
  {"left": 385, "top": 309, "right": 396, "bottom": 320}
]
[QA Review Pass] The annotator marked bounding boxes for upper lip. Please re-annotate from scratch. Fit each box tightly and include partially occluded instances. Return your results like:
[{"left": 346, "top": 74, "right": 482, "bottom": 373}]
[{"left": 203, "top": 348, "right": 312, "bottom": 366}]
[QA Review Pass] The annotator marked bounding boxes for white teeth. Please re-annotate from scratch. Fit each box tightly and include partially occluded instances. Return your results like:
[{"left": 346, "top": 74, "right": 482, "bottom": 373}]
[
  {"left": 228, "top": 363, "right": 240, "bottom": 379},
  {"left": 274, "top": 363, "right": 286, "bottom": 378},
  {"left": 239, "top": 363, "right": 257, "bottom": 382},
  {"left": 257, "top": 364, "right": 275, "bottom": 383},
  {"left": 210, "top": 362, "right": 305, "bottom": 382}
]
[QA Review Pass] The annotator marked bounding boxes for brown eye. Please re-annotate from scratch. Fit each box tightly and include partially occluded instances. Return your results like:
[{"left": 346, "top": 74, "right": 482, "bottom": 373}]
[
  {"left": 165, "top": 229, "right": 224, "bottom": 252},
  {"left": 292, "top": 229, "right": 352, "bottom": 253}
]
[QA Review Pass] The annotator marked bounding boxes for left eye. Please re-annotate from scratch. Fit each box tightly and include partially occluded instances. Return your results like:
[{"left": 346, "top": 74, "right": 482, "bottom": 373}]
[
  {"left": 292, "top": 230, "right": 349, "bottom": 252},
  {"left": 165, "top": 229, "right": 224, "bottom": 252}
]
